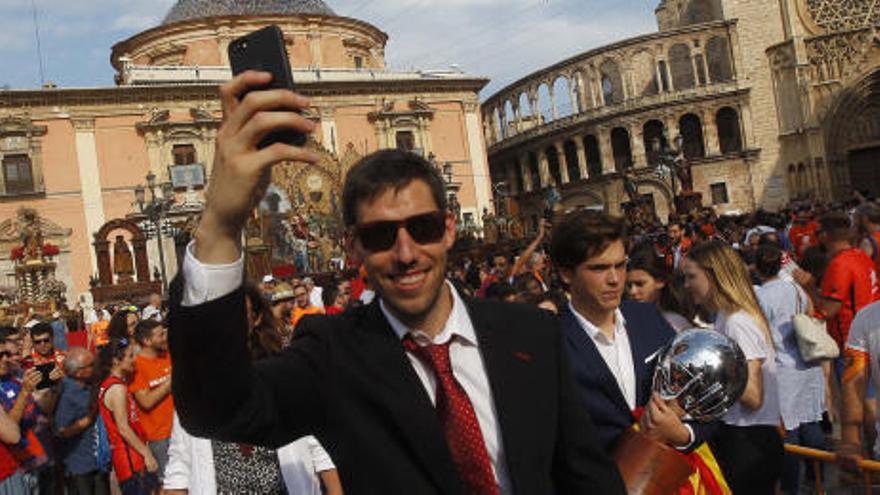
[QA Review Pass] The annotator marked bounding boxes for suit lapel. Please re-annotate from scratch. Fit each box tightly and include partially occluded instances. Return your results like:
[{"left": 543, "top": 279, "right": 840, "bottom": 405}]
[
  {"left": 624, "top": 314, "right": 651, "bottom": 407},
  {"left": 560, "top": 309, "right": 632, "bottom": 415},
  {"left": 466, "top": 301, "right": 531, "bottom": 493},
  {"left": 360, "top": 302, "right": 463, "bottom": 494}
]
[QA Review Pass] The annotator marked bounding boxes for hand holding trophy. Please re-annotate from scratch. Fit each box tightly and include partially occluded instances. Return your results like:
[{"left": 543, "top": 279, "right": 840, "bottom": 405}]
[{"left": 614, "top": 329, "right": 748, "bottom": 495}]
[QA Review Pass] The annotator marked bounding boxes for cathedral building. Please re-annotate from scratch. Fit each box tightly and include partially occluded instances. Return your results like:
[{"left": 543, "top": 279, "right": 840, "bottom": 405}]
[
  {"left": 482, "top": 0, "right": 880, "bottom": 224},
  {"left": 0, "top": 0, "right": 491, "bottom": 302}
]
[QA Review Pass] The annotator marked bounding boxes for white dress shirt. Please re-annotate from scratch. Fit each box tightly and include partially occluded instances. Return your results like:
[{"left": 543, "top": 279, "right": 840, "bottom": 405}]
[
  {"left": 181, "top": 244, "right": 512, "bottom": 492},
  {"left": 164, "top": 413, "right": 335, "bottom": 495},
  {"left": 380, "top": 283, "right": 512, "bottom": 494},
  {"left": 568, "top": 303, "right": 636, "bottom": 410}
]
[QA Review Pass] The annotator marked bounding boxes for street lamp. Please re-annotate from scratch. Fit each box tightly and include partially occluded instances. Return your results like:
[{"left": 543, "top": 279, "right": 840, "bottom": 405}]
[
  {"left": 651, "top": 133, "right": 684, "bottom": 213},
  {"left": 134, "top": 172, "right": 175, "bottom": 291}
]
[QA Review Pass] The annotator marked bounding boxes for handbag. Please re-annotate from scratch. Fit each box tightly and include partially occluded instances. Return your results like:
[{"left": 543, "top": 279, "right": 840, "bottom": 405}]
[{"left": 790, "top": 283, "right": 839, "bottom": 362}]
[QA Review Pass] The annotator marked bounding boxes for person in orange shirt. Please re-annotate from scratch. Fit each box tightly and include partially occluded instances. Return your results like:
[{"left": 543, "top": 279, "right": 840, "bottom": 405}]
[
  {"left": 290, "top": 284, "right": 324, "bottom": 329},
  {"left": 129, "top": 319, "right": 173, "bottom": 483}
]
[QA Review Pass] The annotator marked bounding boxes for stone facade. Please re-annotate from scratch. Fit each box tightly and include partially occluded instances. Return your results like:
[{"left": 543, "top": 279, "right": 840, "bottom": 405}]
[
  {"left": 483, "top": 0, "right": 880, "bottom": 225},
  {"left": 0, "top": 2, "right": 492, "bottom": 303}
]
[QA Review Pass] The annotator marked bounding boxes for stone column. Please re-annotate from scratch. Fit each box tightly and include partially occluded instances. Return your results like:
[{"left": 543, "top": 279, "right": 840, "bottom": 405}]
[
  {"left": 587, "top": 75, "right": 598, "bottom": 107},
  {"left": 520, "top": 154, "right": 533, "bottom": 192},
  {"left": 704, "top": 108, "right": 721, "bottom": 155},
  {"left": 664, "top": 54, "right": 675, "bottom": 92},
  {"left": 513, "top": 104, "right": 522, "bottom": 134},
  {"left": 549, "top": 84, "right": 559, "bottom": 121},
  {"left": 630, "top": 124, "right": 647, "bottom": 168},
  {"left": 464, "top": 101, "right": 494, "bottom": 215},
  {"left": 598, "top": 128, "right": 616, "bottom": 175},
  {"left": 575, "top": 138, "right": 589, "bottom": 180},
  {"left": 72, "top": 117, "right": 104, "bottom": 275},
  {"left": 656, "top": 61, "right": 665, "bottom": 92},
  {"left": 538, "top": 150, "right": 551, "bottom": 188},
  {"left": 555, "top": 141, "right": 570, "bottom": 183},
  {"left": 690, "top": 51, "right": 701, "bottom": 87}
]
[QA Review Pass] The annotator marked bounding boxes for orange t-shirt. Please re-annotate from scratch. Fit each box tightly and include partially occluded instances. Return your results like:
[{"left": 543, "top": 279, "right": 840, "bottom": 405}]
[
  {"left": 290, "top": 305, "right": 324, "bottom": 328},
  {"left": 90, "top": 320, "right": 110, "bottom": 347},
  {"left": 128, "top": 353, "right": 173, "bottom": 441},
  {"left": 821, "top": 248, "right": 880, "bottom": 349}
]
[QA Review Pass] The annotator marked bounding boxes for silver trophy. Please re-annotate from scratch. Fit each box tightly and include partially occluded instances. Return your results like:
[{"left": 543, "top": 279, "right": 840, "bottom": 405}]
[{"left": 652, "top": 328, "right": 748, "bottom": 422}]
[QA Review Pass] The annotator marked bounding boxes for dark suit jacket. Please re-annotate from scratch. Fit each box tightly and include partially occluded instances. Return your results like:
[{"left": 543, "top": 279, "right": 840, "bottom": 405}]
[
  {"left": 561, "top": 301, "right": 716, "bottom": 454},
  {"left": 169, "top": 276, "right": 625, "bottom": 495}
]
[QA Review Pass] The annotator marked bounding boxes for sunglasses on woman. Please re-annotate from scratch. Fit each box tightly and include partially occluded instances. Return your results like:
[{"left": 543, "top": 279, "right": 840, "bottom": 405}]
[{"left": 354, "top": 211, "right": 447, "bottom": 252}]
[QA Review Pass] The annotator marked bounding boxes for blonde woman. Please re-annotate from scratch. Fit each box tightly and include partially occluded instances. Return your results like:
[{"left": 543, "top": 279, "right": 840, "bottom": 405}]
[{"left": 681, "top": 240, "right": 783, "bottom": 495}]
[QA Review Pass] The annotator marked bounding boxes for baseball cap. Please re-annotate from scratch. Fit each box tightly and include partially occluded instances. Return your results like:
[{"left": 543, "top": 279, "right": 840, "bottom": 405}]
[{"left": 262, "top": 274, "right": 274, "bottom": 284}]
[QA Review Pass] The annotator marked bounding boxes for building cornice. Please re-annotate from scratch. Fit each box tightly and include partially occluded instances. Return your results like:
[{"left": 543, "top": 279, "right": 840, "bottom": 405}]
[{"left": 0, "top": 77, "right": 489, "bottom": 110}]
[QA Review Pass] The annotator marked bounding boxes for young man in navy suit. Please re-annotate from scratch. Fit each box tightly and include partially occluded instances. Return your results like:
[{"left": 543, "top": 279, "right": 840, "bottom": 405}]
[
  {"left": 168, "top": 71, "right": 624, "bottom": 494},
  {"left": 550, "top": 210, "right": 714, "bottom": 455}
]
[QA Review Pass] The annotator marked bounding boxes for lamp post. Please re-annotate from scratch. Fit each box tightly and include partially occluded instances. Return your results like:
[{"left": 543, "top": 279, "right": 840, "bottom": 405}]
[
  {"left": 134, "top": 171, "right": 175, "bottom": 291},
  {"left": 651, "top": 133, "right": 684, "bottom": 214}
]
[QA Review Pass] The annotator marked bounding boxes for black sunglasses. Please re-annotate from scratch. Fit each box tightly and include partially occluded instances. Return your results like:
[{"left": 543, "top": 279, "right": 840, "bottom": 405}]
[{"left": 354, "top": 211, "right": 447, "bottom": 252}]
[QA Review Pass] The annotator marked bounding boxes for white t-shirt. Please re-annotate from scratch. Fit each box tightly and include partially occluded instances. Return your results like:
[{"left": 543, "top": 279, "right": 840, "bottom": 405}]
[
  {"left": 715, "top": 310, "right": 781, "bottom": 427},
  {"left": 846, "top": 301, "right": 880, "bottom": 457}
]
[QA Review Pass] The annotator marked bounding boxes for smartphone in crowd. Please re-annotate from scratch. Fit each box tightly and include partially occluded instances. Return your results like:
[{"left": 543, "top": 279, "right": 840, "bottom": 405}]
[
  {"left": 30, "top": 362, "right": 55, "bottom": 390},
  {"left": 228, "top": 24, "right": 308, "bottom": 148}
]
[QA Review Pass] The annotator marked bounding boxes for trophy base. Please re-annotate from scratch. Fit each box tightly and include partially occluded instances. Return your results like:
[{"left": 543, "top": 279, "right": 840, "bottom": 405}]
[{"left": 613, "top": 429, "right": 694, "bottom": 495}]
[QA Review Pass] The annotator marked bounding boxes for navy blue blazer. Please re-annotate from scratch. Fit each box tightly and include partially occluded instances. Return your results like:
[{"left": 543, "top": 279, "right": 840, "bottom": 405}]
[{"left": 561, "top": 301, "right": 716, "bottom": 454}]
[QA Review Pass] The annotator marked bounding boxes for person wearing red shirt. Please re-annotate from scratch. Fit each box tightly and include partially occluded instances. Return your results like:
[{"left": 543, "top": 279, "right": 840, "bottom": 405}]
[
  {"left": 789, "top": 208, "right": 819, "bottom": 260},
  {"left": 98, "top": 337, "right": 159, "bottom": 494}
]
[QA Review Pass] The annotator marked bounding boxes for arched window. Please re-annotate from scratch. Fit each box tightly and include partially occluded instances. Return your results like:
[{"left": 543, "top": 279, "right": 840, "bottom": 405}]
[
  {"left": 679, "top": 114, "right": 706, "bottom": 159},
  {"left": 564, "top": 140, "right": 580, "bottom": 180},
  {"left": 546, "top": 146, "right": 563, "bottom": 185},
  {"left": 642, "top": 120, "right": 666, "bottom": 167},
  {"left": 584, "top": 135, "right": 603, "bottom": 177},
  {"left": 528, "top": 152, "right": 540, "bottom": 188},
  {"left": 716, "top": 107, "right": 743, "bottom": 153},
  {"left": 611, "top": 127, "right": 633, "bottom": 172},
  {"left": 600, "top": 59, "right": 623, "bottom": 105},
  {"left": 537, "top": 83, "right": 553, "bottom": 124},
  {"left": 554, "top": 76, "right": 574, "bottom": 118},
  {"left": 706, "top": 37, "right": 733, "bottom": 82},
  {"left": 669, "top": 44, "right": 695, "bottom": 90}
]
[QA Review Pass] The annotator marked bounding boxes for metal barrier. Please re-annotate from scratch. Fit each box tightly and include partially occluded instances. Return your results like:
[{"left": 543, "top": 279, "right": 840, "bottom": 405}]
[{"left": 784, "top": 444, "right": 880, "bottom": 495}]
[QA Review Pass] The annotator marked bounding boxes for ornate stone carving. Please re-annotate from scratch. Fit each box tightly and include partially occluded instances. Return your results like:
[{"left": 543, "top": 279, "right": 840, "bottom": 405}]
[
  {"left": 805, "top": 29, "right": 874, "bottom": 83},
  {"left": 801, "top": 0, "right": 880, "bottom": 34}
]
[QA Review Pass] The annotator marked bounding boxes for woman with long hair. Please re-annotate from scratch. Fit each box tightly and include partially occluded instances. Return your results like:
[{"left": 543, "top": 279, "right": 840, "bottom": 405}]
[
  {"left": 754, "top": 243, "right": 826, "bottom": 494},
  {"left": 96, "top": 338, "right": 159, "bottom": 495},
  {"left": 626, "top": 244, "right": 696, "bottom": 331},
  {"left": 105, "top": 307, "right": 139, "bottom": 346},
  {"left": 163, "top": 284, "right": 343, "bottom": 495},
  {"left": 681, "top": 240, "right": 783, "bottom": 494}
]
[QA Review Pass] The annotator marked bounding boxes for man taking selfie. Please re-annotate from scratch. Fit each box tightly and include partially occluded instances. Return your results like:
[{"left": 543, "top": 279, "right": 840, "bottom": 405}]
[{"left": 169, "top": 71, "right": 623, "bottom": 494}]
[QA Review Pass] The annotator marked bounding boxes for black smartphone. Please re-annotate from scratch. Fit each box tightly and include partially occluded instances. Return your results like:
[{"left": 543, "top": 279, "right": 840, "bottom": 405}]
[
  {"left": 35, "top": 362, "right": 54, "bottom": 390},
  {"left": 228, "top": 25, "right": 307, "bottom": 148}
]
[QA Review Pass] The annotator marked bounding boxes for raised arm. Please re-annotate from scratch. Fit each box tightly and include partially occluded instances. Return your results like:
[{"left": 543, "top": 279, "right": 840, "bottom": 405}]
[{"left": 170, "top": 71, "right": 324, "bottom": 449}]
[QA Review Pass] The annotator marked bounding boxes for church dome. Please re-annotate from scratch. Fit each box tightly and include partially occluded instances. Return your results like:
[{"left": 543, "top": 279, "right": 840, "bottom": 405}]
[{"left": 163, "top": 0, "right": 336, "bottom": 25}]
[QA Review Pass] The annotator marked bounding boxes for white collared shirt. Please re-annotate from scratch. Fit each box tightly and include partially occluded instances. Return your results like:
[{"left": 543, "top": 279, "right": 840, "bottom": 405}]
[
  {"left": 569, "top": 303, "right": 637, "bottom": 410},
  {"left": 380, "top": 282, "right": 512, "bottom": 494}
]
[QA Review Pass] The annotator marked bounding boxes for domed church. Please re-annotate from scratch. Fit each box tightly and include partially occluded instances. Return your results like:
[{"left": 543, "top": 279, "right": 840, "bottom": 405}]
[{"left": 0, "top": 0, "right": 491, "bottom": 303}]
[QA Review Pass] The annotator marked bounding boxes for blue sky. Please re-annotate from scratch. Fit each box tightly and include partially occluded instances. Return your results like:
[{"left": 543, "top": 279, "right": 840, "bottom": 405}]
[{"left": 0, "top": 0, "right": 659, "bottom": 98}]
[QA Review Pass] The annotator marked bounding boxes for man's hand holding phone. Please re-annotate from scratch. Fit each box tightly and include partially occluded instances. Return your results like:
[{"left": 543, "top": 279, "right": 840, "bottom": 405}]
[{"left": 194, "top": 71, "right": 318, "bottom": 265}]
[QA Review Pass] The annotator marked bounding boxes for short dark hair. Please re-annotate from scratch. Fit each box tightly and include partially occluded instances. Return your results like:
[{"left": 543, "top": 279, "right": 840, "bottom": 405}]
[
  {"left": 628, "top": 243, "right": 670, "bottom": 282},
  {"left": 342, "top": 150, "right": 447, "bottom": 227},
  {"left": 550, "top": 210, "right": 627, "bottom": 271},
  {"left": 755, "top": 243, "right": 783, "bottom": 279},
  {"left": 819, "top": 213, "right": 853, "bottom": 243},
  {"left": 322, "top": 284, "right": 340, "bottom": 307},
  {"left": 134, "top": 319, "right": 162, "bottom": 346},
  {"left": 29, "top": 322, "right": 52, "bottom": 340}
]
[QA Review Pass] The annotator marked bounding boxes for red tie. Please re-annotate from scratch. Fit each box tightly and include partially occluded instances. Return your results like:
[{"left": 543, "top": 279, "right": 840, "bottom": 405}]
[{"left": 404, "top": 337, "right": 500, "bottom": 495}]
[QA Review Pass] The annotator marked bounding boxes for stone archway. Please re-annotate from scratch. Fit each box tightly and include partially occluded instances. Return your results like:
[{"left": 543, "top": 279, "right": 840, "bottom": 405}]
[
  {"left": 824, "top": 68, "right": 880, "bottom": 197},
  {"left": 93, "top": 219, "right": 149, "bottom": 286}
]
